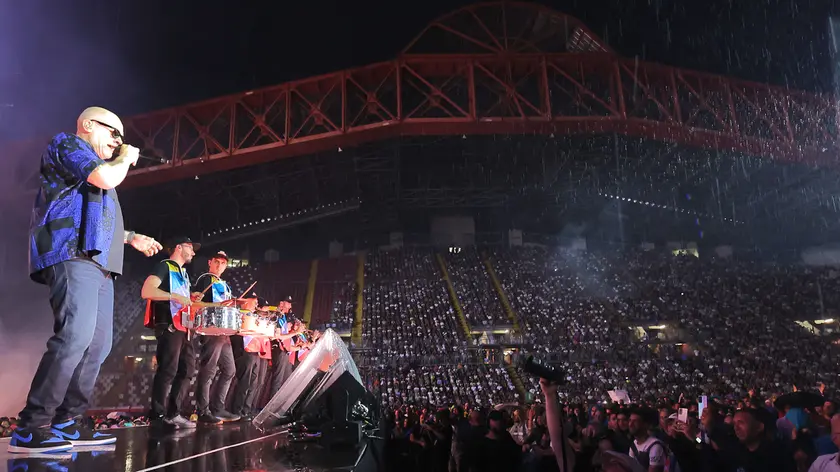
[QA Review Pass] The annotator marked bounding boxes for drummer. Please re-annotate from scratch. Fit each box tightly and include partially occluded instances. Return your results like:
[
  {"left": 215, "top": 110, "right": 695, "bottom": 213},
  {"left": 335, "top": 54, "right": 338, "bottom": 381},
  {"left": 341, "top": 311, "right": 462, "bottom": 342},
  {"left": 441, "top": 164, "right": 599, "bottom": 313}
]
[
  {"left": 289, "top": 318, "right": 316, "bottom": 367},
  {"left": 231, "top": 298, "right": 273, "bottom": 421},
  {"left": 141, "top": 236, "right": 220, "bottom": 429},
  {"left": 267, "top": 299, "right": 300, "bottom": 400},
  {"left": 191, "top": 250, "right": 243, "bottom": 425}
]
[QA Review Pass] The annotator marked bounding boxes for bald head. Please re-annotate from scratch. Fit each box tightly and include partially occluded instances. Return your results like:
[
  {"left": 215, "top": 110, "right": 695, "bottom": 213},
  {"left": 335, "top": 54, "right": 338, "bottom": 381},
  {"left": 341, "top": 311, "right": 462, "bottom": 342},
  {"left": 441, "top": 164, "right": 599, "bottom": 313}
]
[
  {"left": 76, "top": 107, "right": 124, "bottom": 160},
  {"left": 77, "top": 107, "right": 124, "bottom": 136}
]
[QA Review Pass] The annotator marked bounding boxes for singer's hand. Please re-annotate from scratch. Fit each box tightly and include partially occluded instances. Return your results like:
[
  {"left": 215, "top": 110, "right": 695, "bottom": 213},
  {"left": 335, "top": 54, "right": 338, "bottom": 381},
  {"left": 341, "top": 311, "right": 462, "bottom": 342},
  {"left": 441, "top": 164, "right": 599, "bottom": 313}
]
[
  {"left": 116, "top": 144, "right": 140, "bottom": 166},
  {"left": 130, "top": 234, "right": 162, "bottom": 257}
]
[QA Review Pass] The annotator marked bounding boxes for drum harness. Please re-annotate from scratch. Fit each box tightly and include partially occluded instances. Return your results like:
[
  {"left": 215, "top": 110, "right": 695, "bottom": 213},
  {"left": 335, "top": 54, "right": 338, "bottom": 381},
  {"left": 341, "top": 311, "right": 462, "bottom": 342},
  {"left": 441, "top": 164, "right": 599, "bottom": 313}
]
[{"left": 177, "top": 275, "right": 258, "bottom": 340}]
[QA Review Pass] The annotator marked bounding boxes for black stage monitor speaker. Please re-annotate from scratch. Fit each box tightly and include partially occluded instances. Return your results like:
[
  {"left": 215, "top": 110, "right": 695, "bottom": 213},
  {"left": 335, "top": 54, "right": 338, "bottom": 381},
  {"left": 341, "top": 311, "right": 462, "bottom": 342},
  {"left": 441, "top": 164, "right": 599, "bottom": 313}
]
[
  {"left": 299, "top": 370, "right": 367, "bottom": 426},
  {"left": 319, "top": 420, "right": 363, "bottom": 448},
  {"left": 254, "top": 329, "right": 367, "bottom": 429}
]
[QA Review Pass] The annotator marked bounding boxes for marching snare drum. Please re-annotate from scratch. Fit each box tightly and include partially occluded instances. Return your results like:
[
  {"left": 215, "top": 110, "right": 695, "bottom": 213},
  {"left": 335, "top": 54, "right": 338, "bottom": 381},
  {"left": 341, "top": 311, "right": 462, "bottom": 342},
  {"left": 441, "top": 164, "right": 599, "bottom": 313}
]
[
  {"left": 239, "top": 312, "right": 275, "bottom": 336},
  {"left": 187, "top": 306, "right": 242, "bottom": 335}
]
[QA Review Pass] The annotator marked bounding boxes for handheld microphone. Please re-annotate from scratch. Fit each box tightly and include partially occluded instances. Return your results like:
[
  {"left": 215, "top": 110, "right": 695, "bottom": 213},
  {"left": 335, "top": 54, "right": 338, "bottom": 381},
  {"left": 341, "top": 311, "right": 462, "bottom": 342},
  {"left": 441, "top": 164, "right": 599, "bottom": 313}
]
[
  {"left": 112, "top": 145, "right": 170, "bottom": 164},
  {"left": 138, "top": 154, "right": 170, "bottom": 164}
]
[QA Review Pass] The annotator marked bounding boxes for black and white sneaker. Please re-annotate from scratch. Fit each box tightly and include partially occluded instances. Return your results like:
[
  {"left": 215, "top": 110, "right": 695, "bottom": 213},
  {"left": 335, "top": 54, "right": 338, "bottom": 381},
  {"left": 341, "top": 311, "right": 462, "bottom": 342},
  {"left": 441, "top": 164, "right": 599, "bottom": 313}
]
[
  {"left": 51, "top": 419, "right": 117, "bottom": 446},
  {"left": 7, "top": 427, "right": 73, "bottom": 453}
]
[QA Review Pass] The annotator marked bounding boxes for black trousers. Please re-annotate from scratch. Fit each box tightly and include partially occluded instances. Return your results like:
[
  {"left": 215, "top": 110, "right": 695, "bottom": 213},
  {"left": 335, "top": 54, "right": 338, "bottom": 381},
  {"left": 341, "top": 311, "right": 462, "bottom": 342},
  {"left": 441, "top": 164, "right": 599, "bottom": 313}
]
[
  {"left": 231, "top": 352, "right": 260, "bottom": 415},
  {"left": 150, "top": 324, "right": 197, "bottom": 418},
  {"left": 268, "top": 345, "right": 294, "bottom": 400},
  {"left": 196, "top": 335, "right": 235, "bottom": 415},
  {"left": 252, "top": 357, "right": 269, "bottom": 410}
]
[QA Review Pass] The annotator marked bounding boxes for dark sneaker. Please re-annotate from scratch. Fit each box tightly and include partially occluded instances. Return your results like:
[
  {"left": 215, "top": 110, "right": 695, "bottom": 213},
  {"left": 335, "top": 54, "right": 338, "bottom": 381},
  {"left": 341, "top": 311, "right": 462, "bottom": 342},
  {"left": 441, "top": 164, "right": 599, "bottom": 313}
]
[
  {"left": 198, "top": 413, "right": 222, "bottom": 425},
  {"left": 238, "top": 413, "right": 253, "bottom": 422},
  {"left": 7, "top": 427, "right": 73, "bottom": 453},
  {"left": 51, "top": 419, "right": 117, "bottom": 446},
  {"left": 149, "top": 416, "right": 174, "bottom": 431},
  {"left": 212, "top": 410, "right": 241, "bottom": 422}
]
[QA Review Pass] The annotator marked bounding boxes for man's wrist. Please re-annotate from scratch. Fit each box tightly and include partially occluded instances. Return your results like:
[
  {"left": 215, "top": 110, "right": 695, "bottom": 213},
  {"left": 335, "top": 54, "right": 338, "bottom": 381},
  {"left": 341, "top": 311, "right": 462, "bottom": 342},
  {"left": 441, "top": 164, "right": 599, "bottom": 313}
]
[
  {"left": 124, "top": 230, "right": 136, "bottom": 244},
  {"left": 112, "top": 152, "right": 136, "bottom": 166}
]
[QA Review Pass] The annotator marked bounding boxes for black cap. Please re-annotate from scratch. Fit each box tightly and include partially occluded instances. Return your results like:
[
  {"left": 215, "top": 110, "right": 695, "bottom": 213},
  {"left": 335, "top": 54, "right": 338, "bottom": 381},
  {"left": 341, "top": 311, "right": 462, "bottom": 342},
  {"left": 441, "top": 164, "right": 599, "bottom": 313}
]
[
  {"left": 487, "top": 410, "right": 505, "bottom": 422},
  {"left": 165, "top": 236, "right": 201, "bottom": 252},
  {"left": 210, "top": 250, "right": 229, "bottom": 261}
]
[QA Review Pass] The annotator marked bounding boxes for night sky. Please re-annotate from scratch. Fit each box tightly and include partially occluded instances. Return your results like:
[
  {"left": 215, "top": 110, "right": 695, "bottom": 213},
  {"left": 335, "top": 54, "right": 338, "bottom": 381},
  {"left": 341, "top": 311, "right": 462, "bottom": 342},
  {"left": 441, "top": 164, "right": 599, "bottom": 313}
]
[{"left": 0, "top": 0, "right": 837, "bottom": 141}]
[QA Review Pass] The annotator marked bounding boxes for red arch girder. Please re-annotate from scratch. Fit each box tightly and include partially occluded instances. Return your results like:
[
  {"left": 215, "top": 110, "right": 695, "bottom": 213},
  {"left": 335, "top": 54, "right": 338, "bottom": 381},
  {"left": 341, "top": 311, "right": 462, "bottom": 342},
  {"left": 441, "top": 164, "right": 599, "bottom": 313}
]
[
  {"left": 401, "top": 2, "right": 613, "bottom": 55},
  {"left": 122, "top": 53, "right": 838, "bottom": 189}
]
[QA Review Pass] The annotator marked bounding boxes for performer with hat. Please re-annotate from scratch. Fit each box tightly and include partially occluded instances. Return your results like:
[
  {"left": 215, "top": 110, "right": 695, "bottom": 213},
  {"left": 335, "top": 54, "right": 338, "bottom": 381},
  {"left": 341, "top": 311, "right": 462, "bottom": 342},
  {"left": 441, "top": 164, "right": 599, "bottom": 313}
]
[
  {"left": 230, "top": 298, "right": 272, "bottom": 421},
  {"left": 141, "top": 236, "right": 219, "bottom": 429},
  {"left": 268, "top": 299, "right": 302, "bottom": 399},
  {"left": 191, "top": 250, "right": 242, "bottom": 425}
]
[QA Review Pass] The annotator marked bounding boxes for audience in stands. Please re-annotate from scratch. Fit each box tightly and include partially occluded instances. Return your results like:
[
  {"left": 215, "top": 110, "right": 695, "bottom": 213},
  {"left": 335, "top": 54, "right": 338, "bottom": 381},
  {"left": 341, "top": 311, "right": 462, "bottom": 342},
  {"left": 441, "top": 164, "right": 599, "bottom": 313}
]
[
  {"left": 7, "top": 245, "right": 834, "bottom": 471},
  {"left": 363, "top": 246, "right": 840, "bottom": 472}
]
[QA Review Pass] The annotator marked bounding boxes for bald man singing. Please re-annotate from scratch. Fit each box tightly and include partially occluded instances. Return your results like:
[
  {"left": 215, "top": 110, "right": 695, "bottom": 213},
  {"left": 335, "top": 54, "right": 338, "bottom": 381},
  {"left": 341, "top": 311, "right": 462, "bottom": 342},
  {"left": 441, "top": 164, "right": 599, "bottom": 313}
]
[{"left": 10, "top": 107, "right": 163, "bottom": 453}]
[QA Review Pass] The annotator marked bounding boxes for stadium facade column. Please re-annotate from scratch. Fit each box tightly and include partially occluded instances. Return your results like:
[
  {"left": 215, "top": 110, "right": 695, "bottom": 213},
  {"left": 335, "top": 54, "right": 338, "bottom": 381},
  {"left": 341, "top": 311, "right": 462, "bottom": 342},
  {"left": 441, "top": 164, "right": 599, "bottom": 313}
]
[
  {"left": 303, "top": 260, "right": 318, "bottom": 324},
  {"left": 435, "top": 253, "right": 472, "bottom": 339},
  {"left": 481, "top": 252, "right": 521, "bottom": 334},
  {"left": 504, "top": 363, "right": 529, "bottom": 402},
  {"left": 351, "top": 252, "right": 365, "bottom": 344}
]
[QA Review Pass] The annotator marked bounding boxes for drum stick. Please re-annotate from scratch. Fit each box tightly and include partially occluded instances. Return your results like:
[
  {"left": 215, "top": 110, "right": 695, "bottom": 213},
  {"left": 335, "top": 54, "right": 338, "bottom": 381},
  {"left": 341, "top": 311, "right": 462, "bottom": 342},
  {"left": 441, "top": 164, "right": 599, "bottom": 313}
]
[
  {"left": 183, "top": 281, "right": 215, "bottom": 339},
  {"left": 237, "top": 281, "right": 257, "bottom": 300},
  {"left": 198, "top": 283, "right": 213, "bottom": 297},
  {"left": 231, "top": 281, "right": 258, "bottom": 309}
]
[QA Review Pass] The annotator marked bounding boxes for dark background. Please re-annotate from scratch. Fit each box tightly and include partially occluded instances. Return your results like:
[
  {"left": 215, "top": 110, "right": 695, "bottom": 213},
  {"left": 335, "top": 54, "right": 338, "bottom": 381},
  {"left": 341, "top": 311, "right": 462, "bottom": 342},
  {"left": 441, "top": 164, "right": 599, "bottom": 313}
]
[
  {"left": 0, "top": 0, "right": 836, "bottom": 140},
  {"left": 0, "top": 0, "right": 836, "bottom": 416}
]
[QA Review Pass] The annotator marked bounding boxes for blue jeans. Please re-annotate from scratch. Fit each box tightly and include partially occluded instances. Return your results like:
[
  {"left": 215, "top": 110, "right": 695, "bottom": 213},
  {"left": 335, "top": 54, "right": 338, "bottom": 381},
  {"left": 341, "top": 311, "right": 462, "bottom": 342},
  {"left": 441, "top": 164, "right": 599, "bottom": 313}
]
[{"left": 18, "top": 260, "right": 114, "bottom": 428}]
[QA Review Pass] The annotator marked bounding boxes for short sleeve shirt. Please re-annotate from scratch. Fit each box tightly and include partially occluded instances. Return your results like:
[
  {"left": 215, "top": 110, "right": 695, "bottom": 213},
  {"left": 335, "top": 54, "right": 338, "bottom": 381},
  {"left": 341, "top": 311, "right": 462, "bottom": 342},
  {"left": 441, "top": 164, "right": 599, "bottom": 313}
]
[{"left": 149, "top": 259, "right": 191, "bottom": 325}]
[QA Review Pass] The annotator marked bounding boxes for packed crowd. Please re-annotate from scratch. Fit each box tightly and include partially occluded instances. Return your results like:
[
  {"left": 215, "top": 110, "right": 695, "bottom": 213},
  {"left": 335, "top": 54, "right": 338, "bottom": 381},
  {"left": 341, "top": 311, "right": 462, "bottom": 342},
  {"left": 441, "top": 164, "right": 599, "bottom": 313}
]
[
  {"left": 361, "top": 249, "right": 469, "bottom": 364},
  {"left": 383, "top": 383, "right": 840, "bottom": 472},
  {"left": 7, "top": 243, "right": 839, "bottom": 470},
  {"left": 361, "top": 363, "right": 519, "bottom": 409},
  {"left": 492, "top": 247, "right": 840, "bottom": 402},
  {"left": 445, "top": 250, "right": 509, "bottom": 327},
  {"left": 358, "top": 246, "right": 840, "bottom": 471},
  {"left": 358, "top": 247, "right": 837, "bottom": 407}
]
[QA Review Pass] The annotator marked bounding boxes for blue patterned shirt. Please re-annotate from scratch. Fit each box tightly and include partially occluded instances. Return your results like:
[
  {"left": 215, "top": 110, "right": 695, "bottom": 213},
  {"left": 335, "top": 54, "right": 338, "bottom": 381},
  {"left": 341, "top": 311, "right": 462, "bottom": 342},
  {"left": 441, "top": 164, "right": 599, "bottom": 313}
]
[{"left": 28, "top": 132, "right": 123, "bottom": 282}]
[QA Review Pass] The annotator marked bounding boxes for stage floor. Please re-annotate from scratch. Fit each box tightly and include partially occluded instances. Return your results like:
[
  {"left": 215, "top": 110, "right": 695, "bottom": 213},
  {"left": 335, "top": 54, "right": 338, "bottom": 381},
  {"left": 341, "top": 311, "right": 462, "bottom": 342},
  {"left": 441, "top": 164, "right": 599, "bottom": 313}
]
[{"left": 0, "top": 423, "right": 370, "bottom": 472}]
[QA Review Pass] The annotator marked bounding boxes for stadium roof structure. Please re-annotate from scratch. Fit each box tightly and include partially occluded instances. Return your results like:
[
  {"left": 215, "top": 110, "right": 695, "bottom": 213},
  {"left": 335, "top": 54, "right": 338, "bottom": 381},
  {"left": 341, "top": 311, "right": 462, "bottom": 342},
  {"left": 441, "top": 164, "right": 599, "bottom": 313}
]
[
  {"left": 400, "top": 2, "right": 613, "bottom": 55},
  {"left": 119, "top": 1, "right": 838, "bottom": 189}
]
